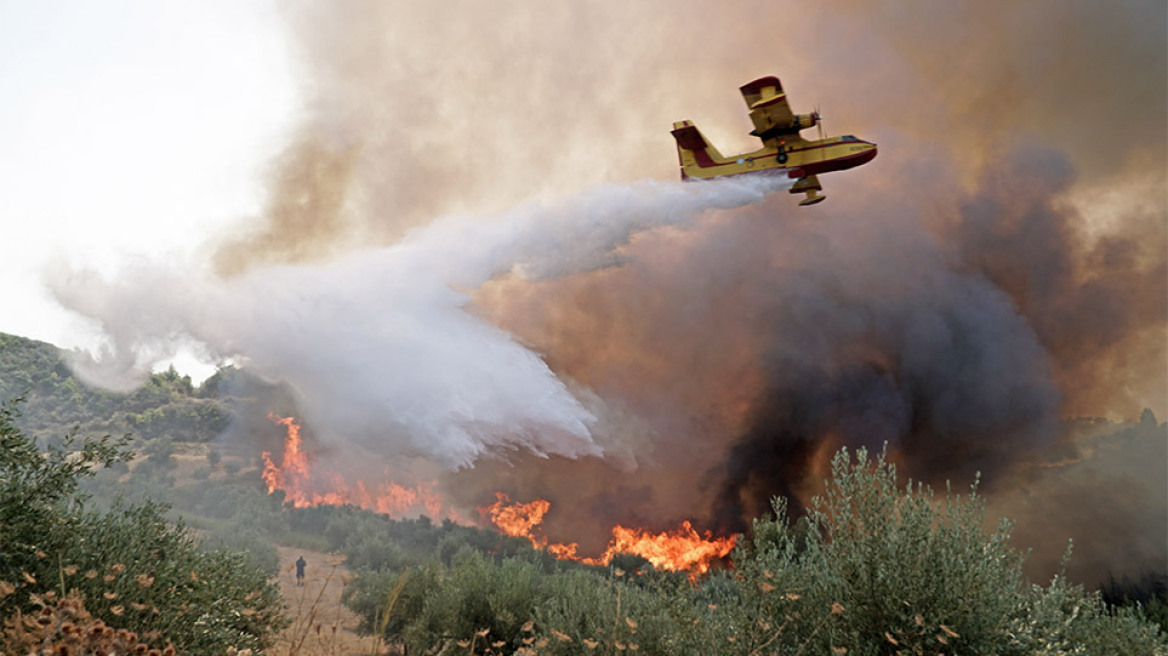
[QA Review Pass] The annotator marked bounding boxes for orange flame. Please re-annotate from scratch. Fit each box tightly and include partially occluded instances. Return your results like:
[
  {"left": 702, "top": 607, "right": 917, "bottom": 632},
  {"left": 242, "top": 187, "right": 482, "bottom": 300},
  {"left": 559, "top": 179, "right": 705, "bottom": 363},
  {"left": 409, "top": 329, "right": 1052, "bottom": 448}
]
[
  {"left": 261, "top": 413, "right": 309, "bottom": 501},
  {"left": 592, "top": 521, "right": 737, "bottom": 575},
  {"left": 480, "top": 492, "right": 582, "bottom": 558},
  {"left": 263, "top": 415, "right": 735, "bottom": 574},
  {"left": 261, "top": 414, "right": 464, "bottom": 521},
  {"left": 481, "top": 492, "right": 551, "bottom": 539},
  {"left": 480, "top": 494, "right": 735, "bottom": 575}
]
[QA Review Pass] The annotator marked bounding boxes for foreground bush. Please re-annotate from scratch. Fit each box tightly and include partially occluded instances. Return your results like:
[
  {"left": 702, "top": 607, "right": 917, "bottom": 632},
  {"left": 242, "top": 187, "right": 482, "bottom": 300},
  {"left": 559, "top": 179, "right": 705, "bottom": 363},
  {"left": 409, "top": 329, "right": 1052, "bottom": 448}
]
[
  {"left": 202, "top": 519, "right": 283, "bottom": 576},
  {"left": 0, "top": 400, "right": 286, "bottom": 653},
  {"left": 741, "top": 446, "right": 1028, "bottom": 653},
  {"left": 3, "top": 593, "right": 175, "bottom": 655},
  {"left": 345, "top": 551, "right": 698, "bottom": 655},
  {"left": 733, "top": 446, "right": 1166, "bottom": 655},
  {"left": 346, "top": 446, "right": 1167, "bottom": 655}
]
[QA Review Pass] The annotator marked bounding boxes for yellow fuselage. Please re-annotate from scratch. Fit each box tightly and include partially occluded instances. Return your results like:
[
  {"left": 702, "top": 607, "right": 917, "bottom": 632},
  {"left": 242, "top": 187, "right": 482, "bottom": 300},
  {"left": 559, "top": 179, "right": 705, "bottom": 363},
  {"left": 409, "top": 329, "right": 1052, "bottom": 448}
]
[{"left": 672, "top": 126, "right": 877, "bottom": 181}]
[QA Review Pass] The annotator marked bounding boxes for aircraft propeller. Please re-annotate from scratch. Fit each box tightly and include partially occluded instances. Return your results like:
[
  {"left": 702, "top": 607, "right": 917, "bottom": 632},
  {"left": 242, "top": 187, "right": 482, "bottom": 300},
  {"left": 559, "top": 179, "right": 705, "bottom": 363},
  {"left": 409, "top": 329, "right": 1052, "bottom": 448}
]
[{"left": 814, "top": 104, "right": 826, "bottom": 140}]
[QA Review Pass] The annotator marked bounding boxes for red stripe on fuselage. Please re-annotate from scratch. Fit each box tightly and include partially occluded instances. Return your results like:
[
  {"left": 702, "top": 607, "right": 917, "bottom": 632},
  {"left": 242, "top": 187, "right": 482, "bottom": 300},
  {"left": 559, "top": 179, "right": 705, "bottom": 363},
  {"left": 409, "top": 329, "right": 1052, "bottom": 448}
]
[
  {"left": 797, "top": 146, "right": 877, "bottom": 175},
  {"left": 681, "top": 144, "right": 876, "bottom": 177}
]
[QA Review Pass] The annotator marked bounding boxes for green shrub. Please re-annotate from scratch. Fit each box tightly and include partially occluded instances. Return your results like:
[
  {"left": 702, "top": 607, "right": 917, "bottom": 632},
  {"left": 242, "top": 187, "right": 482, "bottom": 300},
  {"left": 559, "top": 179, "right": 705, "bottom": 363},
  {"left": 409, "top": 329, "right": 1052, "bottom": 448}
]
[
  {"left": 529, "top": 567, "right": 693, "bottom": 656},
  {"left": 0, "top": 399, "right": 286, "bottom": 653},
  {"left": 342, "top": 445, "right": 1167, "bottom": 655},
  {"left": 344, "top": 533, "right": 411, "bottom": 573},
  {"left": 736, "top": 446, "right": 1168, "bottom": 655},
  {"left": 400, "top": 552, "right": 544, "bottom": 651},
  {"left": 345, "top": 562, "right": 443, "bottom": 641},
  {"left": 55, "top": 502, "right": 286, "bottom": 653},
  {"left": 1012, "top": 561, "right": 1166, "bottom": 655},
  {"left": 202, "top": 520, "right": 282, "bottom": 576},
  {"left": 1102, "top": 572, "right": 1168, "bottom": 635},
  {"left": 0, "top": 398, "right": 130, "bottom": 590},
  {"left": 345, "top": 550, "right": 696, "bottom": 655},
  {"left": 796, "top": 447, "right": 1024, "bottom": 653}
]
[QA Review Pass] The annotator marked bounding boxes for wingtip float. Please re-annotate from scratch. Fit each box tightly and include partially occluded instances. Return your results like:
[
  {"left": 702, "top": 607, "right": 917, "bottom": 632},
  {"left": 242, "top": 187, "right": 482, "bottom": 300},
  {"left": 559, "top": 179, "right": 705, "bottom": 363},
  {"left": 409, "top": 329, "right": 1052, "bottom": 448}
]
[{"left": 671, "top": 75, "right": 876, "bottom": 206}]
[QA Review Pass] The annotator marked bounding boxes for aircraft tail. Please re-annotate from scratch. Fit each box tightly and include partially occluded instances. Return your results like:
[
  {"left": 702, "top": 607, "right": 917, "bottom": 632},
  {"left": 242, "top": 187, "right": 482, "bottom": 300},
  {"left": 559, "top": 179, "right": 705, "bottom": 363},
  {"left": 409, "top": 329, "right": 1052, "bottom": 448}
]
[{"left": 671, "top": 120, "right": 730, "bottom": 180}]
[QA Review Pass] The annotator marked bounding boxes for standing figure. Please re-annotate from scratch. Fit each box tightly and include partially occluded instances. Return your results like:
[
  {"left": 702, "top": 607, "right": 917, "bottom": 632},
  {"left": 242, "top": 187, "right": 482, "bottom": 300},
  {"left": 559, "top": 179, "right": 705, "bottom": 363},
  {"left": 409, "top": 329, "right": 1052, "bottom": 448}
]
[{"left": 295, "top": 555, "right": 307, "bottom": 586}]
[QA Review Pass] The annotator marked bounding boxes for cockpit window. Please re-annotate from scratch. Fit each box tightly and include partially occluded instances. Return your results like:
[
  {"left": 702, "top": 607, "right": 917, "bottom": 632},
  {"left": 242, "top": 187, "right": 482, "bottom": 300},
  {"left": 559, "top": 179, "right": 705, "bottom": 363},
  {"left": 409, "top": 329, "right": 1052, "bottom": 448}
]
[{"left": 840, "top": 135, "right": 858, "bottom": 142}]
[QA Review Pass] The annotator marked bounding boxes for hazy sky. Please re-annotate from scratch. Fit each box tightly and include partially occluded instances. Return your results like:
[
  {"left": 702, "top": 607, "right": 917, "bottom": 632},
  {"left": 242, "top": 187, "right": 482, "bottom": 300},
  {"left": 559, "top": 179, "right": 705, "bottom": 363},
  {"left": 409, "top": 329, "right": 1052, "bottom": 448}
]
[{"left": 0, "top": 0, "right": 295, "bottom": 367}]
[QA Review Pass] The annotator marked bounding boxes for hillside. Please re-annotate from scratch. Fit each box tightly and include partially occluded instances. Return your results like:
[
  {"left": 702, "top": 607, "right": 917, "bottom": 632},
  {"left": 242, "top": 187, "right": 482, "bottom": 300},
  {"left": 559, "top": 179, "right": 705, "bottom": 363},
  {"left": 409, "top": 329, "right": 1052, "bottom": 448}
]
[
  {"left": 2, "top": 330, "right": 1165, "bottom": 653},
  {"left": 0, "top": 332, "right": 233, "bottom": 445}
]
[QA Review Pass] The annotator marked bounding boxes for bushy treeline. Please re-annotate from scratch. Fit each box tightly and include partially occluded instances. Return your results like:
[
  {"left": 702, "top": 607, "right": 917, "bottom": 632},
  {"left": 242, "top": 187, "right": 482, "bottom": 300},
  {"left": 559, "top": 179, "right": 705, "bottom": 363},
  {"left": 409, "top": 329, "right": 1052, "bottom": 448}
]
[
  {"left": 0, "top": 400, "right": 285, "bottom": 653},
  {"left": 341, "top": 448, "right": 1166, "bottom": 655},
  {"left": 1103, "top": 572, "right": 1168, "bottom": 633},
  {"left": 0, "top": 332, "right": 232, "bottom": 444}
]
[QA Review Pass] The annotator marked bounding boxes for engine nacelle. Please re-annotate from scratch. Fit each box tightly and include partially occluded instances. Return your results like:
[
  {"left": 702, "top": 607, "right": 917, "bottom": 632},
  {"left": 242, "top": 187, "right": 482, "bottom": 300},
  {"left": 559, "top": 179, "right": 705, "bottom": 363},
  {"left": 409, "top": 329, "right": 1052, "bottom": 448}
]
[{"left": 792, "top": 113, "right": 819, "bottom": 131}]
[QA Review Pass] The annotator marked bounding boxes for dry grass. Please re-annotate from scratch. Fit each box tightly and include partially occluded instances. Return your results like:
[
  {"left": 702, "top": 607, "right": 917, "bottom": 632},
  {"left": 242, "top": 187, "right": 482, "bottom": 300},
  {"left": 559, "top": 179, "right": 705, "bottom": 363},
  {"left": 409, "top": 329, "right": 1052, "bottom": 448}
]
[
  {"left": 2, "top": 591, "right": 176, "bottom": 655},
  {"left": 1, "top": 547, "right": 386, "bottom": 656},
  {"left": 271, "top": 547, "right": 387, "bottom": 656}
]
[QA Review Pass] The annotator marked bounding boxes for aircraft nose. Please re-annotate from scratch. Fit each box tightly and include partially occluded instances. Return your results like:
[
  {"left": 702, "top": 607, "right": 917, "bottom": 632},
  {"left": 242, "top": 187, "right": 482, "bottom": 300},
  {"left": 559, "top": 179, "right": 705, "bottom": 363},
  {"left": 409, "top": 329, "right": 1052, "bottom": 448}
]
[{"left": 855, "top": 142, "right": 877, "bottom": 166}]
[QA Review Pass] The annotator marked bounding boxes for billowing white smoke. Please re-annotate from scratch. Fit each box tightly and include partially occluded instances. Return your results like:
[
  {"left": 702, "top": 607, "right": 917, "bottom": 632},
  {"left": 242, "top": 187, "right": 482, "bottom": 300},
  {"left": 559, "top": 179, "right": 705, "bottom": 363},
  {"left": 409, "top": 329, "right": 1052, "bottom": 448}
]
[{"left": 48, "top": 176, "right": 788, "bottom": 468}]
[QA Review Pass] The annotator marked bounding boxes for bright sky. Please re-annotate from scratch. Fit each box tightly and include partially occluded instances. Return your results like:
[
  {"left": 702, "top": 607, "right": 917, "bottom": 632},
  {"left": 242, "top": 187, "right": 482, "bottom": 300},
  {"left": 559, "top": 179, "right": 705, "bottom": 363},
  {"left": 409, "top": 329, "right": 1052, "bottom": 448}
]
[{"left": 0, "top": 1, "right": 296, "bottom": 373}]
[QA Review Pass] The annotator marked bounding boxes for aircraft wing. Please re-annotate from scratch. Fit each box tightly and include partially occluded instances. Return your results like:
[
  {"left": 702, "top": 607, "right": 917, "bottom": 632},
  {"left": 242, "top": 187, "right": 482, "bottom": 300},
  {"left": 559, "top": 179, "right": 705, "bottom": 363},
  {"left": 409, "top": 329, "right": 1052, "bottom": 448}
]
[{"left": 740, "top": 76, "right": 796, "bottom": 140}]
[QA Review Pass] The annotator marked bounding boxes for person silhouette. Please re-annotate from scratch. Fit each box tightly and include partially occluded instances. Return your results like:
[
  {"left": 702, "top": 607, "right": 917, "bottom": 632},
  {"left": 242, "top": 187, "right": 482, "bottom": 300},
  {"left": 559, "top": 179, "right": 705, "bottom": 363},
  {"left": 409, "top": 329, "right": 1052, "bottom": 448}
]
[{"left": 295, "top": 556, "right": 307, "bottom": 586}]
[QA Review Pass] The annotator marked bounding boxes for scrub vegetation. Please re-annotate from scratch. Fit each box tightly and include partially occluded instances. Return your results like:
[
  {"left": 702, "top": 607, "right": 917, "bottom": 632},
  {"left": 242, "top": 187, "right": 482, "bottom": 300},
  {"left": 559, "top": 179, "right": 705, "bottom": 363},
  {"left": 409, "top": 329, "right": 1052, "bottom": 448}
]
[
  {"left": 1, "top": 331, "right": 1165, "bottom": 654},
  {"left": 337, "top": 447, "right": 1165, "bottom": 656},
  {"left": 0, "top": 398, "right": 284, "bottom": 654}
]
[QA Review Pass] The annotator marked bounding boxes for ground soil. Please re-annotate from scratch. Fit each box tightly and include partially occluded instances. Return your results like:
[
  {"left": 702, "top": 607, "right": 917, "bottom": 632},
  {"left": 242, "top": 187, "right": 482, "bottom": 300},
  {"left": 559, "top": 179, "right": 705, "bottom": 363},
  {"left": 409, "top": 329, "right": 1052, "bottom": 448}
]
[{"left": 269, "top": 546, "right": 388, "bottom": 656}]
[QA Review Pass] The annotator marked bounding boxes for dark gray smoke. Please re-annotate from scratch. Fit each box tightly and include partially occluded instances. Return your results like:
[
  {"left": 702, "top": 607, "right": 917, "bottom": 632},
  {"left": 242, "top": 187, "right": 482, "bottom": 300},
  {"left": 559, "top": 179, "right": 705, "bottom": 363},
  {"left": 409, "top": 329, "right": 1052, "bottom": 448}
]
[
  {"left": 950, "top": 141, "right": 1167, "bottom": 417},
  {"left": 714, "top": 206, "right": 1062, "bottom": 526}
]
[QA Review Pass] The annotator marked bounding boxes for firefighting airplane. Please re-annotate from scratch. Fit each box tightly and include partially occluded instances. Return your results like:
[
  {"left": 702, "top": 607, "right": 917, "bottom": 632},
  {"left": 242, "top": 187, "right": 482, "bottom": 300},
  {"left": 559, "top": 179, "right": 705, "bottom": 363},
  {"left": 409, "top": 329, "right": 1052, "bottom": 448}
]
[{"left": 671, "top": 75, "right": 877, "bottom": 206}]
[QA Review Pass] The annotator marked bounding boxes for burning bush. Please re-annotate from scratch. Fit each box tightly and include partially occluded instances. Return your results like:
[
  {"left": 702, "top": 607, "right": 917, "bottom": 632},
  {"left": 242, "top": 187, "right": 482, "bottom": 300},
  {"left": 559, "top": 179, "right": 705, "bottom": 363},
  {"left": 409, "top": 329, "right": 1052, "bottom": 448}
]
[{"left": 263, "top": 414, "right": 738, "bottom": 576}]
